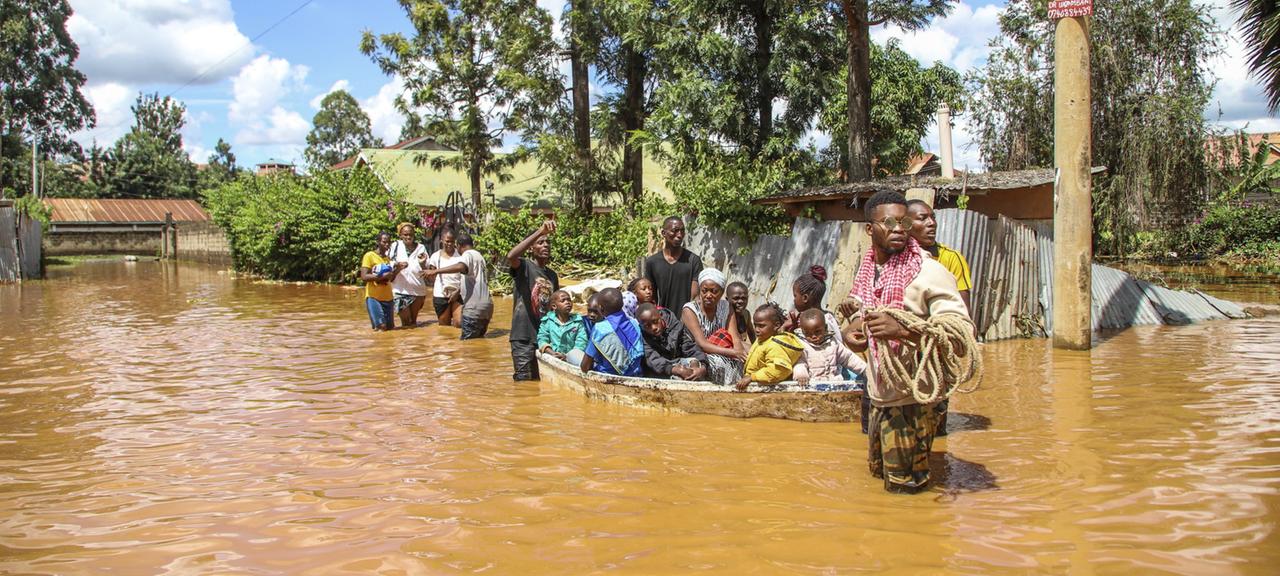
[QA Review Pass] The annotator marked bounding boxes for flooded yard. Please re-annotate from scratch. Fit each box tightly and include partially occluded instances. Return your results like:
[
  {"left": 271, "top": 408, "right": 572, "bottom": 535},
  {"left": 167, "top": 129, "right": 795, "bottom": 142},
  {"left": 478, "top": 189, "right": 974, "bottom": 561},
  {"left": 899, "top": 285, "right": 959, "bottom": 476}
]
[{"left": 1, "top": 259, "right": 1277, "bottom": 574}]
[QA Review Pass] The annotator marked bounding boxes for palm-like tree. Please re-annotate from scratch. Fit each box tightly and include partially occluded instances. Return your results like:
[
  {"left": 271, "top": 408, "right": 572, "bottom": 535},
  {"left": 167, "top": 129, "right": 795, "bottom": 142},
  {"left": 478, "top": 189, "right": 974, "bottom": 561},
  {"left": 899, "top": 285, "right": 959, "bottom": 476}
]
[{"left": 1235, "top": 0, "right": 1280, "bottom": 111}]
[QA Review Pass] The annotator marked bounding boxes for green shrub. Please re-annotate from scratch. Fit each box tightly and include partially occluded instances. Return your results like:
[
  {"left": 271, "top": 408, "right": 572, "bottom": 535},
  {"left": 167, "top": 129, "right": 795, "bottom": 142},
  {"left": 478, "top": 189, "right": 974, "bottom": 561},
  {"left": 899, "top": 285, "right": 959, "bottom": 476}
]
[
  {"left": 663, "top": 146, "right": 809, "bottom": 241},
  {"left": 203, "top": 167, "right": 414, "bottom": 282},
  {"left": 473, "top": 195, "right": 672, "bottom": 282},
  {"left": 1175, "top": 199, "right": 1280, "bottom": 261}
]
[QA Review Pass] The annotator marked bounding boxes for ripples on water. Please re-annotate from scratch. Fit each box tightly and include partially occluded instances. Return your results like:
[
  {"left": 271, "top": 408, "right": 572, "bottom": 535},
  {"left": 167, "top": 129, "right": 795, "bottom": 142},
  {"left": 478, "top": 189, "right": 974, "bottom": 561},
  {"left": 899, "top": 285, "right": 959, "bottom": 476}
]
[{"left": 1, "top": 260, "right": 1277, "bottom": 574}]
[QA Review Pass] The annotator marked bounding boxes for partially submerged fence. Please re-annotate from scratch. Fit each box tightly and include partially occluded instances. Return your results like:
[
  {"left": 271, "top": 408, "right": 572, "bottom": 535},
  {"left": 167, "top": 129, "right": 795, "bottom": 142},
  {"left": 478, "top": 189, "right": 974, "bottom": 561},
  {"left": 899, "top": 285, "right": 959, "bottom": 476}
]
[
  {"left": 684, "top": 210, "right": 1248, "bottom": 342},
  {"left": 0, "top": 200, "right": 42, "bottom": 282}
]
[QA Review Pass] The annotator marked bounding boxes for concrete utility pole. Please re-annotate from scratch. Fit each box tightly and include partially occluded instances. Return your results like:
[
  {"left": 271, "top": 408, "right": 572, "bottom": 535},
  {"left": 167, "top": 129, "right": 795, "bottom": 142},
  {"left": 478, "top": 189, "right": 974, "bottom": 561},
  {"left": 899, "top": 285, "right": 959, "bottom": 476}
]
[{"left": 1052, "top": 13, "right": 1092, "bottom": 350}]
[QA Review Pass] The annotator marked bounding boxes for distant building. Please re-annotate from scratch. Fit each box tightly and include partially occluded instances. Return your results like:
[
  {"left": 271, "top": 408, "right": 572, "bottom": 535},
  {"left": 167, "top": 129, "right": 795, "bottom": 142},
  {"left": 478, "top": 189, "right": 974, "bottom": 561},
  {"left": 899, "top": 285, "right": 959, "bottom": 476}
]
[
  {"left": 329, "top": 135, "right": 456, "bottom": 171},
  {"left": 255, "top": 160, "right": 295, "bottom": 176},
  {"left": 41, "top": 198, "right": 210, "bottom": 256}
]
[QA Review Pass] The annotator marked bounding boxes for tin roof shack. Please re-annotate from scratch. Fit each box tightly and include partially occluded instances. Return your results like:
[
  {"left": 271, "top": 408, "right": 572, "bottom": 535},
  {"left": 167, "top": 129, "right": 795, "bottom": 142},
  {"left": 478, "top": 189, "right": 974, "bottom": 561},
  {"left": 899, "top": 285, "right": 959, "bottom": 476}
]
[
  {"left": 753, "top": 167, "right": 1107, "bottom": 223},
  {"left": 42, "top": 198, "right": 210, "bottom": 256}
]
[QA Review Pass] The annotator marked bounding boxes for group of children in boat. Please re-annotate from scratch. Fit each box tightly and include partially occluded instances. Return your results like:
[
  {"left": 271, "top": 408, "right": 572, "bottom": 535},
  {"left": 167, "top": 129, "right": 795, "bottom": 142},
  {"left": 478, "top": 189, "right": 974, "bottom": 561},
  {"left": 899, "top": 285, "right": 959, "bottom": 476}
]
[{"left": 361, "top": 191, "right": 976, "bottom": 494}]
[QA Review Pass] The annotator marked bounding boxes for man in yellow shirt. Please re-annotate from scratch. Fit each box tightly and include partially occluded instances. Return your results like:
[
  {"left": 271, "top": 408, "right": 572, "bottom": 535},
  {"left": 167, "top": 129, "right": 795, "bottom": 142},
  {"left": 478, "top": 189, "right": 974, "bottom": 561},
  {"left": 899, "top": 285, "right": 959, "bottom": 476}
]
[
  {"left": 905, "top": 200, "right": 972, "bottom": 310},
  {"left": 906, "top": 199, "right": 974, "bottom": 437}
]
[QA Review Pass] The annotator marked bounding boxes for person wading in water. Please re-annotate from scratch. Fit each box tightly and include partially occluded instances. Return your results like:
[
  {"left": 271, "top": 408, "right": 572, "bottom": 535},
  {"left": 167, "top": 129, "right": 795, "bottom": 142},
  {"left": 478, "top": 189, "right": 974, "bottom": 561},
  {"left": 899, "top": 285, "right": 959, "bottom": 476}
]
[
  {"left": 839, "top": 191, "right": 975, "bottom": 494},
  {"left": 904, "top": 199, "right": 975, "bottom": 437},
  {"left": 644, "top": 216, "right": 703, "bottom": 312}
]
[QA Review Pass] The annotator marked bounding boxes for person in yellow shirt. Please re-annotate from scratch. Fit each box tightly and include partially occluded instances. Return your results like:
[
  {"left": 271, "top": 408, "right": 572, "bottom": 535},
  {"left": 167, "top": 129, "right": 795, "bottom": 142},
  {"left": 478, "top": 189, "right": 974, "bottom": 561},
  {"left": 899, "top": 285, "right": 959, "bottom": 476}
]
[
  {"left": 906, "top": 199, "right": 973, "bottom": 437},
  {"left": 906, "top": 200, "right": 972, "bottom": 310},
  {"left": 736, "top": 303, "right": 805, "bottom": 390},
  {"left": 359, "top": 231, "right": 407, "bottom": 331}
]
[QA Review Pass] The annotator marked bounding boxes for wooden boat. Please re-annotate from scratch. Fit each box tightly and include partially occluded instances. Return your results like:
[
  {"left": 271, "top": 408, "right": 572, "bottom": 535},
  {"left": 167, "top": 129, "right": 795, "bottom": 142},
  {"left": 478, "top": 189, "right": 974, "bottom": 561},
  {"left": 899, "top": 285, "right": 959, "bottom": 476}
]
[{"left": 536, "top": 352, "right": 863, "bottom": 422}]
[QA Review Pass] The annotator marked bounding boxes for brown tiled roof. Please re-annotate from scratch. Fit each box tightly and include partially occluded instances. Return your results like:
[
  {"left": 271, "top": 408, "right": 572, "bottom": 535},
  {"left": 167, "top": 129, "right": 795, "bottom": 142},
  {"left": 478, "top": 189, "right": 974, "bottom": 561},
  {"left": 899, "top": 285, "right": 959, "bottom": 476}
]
[{"left": 44, "top": 198, "right": 210, "bottom": 223}]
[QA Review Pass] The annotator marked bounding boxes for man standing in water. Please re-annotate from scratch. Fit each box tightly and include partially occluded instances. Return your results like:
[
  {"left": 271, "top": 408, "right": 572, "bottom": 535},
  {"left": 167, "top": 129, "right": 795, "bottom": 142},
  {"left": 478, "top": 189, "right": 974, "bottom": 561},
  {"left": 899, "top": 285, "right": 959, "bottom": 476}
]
[
  {"left": 644, "top": 216, "right": 704, "bottom": 312},
  {"left": 839, "top": 191, "right": 972, "bottom": 494},
  {"left": 905, "top": 199, "right": 974, "bottom": 436},
  {"left": 507, "top": 220, "right": 559, "bottom": 381},
  {"left": 905, "top": 200, "right": 973, "bottom": 311}
]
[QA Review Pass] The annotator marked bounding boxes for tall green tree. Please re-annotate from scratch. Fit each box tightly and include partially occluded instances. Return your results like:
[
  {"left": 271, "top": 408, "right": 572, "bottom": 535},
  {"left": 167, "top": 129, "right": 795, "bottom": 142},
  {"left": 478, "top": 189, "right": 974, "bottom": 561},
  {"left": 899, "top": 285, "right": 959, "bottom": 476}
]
[
  {"left": 820, "top": 40, "right": 964, "bottom": 175},
  {"left": 840, "top": 0, "right": 951, "bottom": 181},
  {"left": 104, "top": 93, "right": 196, "bottom": 199},
  {"left": 304, "top": 90, "right": 381, "bottom": 169},
  {"left": 197, "top": 137, "right": 238, "bottom": 192},
  {"left": 1234, "top": 0, "right": 1280, "bottom": 111},
  {"left": 361, "top": 0, "right": 563, "bottom": 208},
  {"left": 969, "top": 0, "right": 1220, "bottom": 254},
  {"left": 0, "top": 0, "right": 95, "bottom": 192}
]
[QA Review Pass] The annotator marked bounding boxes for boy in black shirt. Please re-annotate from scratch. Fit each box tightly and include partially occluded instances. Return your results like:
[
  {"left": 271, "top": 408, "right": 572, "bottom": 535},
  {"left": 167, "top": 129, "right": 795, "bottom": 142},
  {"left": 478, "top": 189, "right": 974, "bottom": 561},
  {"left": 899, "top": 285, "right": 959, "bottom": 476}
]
[{"left": 506, "top": 220, "right": 559, "bottom": 380}]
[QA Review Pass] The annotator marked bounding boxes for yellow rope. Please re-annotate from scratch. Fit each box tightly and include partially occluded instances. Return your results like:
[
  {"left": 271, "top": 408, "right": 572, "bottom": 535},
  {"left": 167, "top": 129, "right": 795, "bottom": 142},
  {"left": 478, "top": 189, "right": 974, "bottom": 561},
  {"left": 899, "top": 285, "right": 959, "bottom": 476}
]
[{"left": 866, "top": 308, "right": 983, "bottom": 404}]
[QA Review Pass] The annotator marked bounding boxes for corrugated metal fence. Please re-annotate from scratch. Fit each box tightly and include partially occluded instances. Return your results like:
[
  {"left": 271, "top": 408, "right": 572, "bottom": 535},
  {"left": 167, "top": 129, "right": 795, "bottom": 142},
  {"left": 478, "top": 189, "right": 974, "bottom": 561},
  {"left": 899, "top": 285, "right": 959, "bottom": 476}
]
[
  {"left": 684, "top": 210, "right": 1248, "bottom": 342},
  {"left": 0, "top": 200, "right": 41, "bottom": 282}
]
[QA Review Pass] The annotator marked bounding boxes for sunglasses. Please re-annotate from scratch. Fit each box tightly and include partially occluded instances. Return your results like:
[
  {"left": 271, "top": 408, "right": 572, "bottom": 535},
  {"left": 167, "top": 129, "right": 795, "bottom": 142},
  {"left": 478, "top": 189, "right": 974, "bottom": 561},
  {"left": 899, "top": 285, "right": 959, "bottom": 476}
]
[{"left": 873, "top": 216, "right": 912, "bottom": 231}]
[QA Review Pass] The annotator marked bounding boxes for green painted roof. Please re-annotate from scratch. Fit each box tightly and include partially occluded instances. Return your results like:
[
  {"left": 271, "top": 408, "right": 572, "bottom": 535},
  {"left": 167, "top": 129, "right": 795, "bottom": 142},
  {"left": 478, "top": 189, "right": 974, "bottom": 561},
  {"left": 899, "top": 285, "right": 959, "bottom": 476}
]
[{"left": 356, "top": 148, "right": 673, "bottom": 208}]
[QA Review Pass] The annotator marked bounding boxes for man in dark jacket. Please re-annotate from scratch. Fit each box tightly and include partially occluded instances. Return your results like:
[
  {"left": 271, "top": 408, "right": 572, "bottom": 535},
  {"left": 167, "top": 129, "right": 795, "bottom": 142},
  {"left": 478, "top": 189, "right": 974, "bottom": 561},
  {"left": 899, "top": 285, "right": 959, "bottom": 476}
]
[{"left": 635, "top": 302, "right": 708, "bottom": 380}]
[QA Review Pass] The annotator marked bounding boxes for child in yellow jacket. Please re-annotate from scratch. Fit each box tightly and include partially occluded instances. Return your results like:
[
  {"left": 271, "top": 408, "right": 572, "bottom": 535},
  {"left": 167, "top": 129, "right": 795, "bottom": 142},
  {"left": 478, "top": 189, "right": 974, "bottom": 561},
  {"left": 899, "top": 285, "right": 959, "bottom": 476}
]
[{"left": 736, "top": 303, "right": 805, "bottom": 390}]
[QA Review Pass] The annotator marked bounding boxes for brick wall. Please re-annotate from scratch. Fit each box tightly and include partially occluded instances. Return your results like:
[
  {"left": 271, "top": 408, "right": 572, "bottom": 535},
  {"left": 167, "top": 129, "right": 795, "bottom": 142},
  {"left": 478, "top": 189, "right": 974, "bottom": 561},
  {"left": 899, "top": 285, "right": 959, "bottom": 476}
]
[{"left": 176, "top": 221, "right": 231, "bottom": 265}]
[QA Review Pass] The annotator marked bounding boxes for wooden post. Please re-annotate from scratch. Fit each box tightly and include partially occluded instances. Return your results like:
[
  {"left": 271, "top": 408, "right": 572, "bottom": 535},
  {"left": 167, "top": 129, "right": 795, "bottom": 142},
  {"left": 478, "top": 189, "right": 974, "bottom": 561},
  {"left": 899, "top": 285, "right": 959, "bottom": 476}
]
[{"left": 1052, "top": 14, "right": 1092, "bottom": 350}]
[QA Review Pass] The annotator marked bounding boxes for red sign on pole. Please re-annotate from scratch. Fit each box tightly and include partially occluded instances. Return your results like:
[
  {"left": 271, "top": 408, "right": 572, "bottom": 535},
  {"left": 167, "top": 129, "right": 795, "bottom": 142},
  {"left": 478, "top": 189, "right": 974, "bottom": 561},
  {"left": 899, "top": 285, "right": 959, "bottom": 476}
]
[{"left": 1048, "top": 0, "right": 1092, "bottom": 19}]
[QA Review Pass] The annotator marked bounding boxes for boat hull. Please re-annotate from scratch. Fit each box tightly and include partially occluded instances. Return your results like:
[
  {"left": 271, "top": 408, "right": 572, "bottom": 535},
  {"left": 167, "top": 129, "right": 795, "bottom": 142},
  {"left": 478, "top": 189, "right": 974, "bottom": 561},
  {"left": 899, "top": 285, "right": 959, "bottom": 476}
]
[{"left": 536, "top": 353, "right": 862, "bottom": 422}]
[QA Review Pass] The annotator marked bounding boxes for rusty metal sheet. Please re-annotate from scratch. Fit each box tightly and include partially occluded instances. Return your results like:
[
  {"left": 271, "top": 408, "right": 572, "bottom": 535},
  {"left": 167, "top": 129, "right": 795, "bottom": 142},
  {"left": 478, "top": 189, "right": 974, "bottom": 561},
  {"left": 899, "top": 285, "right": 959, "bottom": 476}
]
[
  {"left": 1194, "top": 290, "right": 1249, "bottom": 319},
  {"left": 17, "top": 216, "right": 41, "bottom": 279},
  {"left": 979, "top": 216, "right": 1043, "bottom": 341},
  {"left": 1027, "top": 220, "right": 1054, "bottom": 335},
  {"left": 1139, "top": 282, "right": 1227, "bottom": 325},
  {"left": 765, "top": 218, "right": 843, "bottom": 311},
  {"left": 44, "top": 198, "right": 210, "bottom": 223},
  {"left": 1091, "top": 264, "right": 1162, "bottom": 331},
  {"left": 0, "top": 204, "right": 18, "bottom": 282},
  {"left": 934, "top": 208, "right": 988, "bottom": 323}
]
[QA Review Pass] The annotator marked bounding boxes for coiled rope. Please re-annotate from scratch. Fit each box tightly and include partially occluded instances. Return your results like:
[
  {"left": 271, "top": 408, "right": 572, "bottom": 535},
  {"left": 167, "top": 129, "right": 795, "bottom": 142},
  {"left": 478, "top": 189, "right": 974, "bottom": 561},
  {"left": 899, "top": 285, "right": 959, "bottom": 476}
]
[{"left": 864, "top": 308, "right": 984, "bottom": 404}]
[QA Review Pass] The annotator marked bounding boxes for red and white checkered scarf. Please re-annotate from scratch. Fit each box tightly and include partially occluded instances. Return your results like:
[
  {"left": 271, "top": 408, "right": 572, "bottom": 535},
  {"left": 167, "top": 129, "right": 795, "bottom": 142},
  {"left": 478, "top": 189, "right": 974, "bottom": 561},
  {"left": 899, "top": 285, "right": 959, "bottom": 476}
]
[{"left": 849, "top": 237, "right": 925, "bottom": 357}]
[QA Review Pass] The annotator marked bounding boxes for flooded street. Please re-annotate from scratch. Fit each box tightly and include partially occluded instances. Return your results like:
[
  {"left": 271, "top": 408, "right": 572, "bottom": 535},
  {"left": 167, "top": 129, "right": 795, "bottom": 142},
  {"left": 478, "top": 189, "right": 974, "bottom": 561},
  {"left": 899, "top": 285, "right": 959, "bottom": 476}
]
[{"left": 2, "top": 259, "right": 1278, "bottom": 574}]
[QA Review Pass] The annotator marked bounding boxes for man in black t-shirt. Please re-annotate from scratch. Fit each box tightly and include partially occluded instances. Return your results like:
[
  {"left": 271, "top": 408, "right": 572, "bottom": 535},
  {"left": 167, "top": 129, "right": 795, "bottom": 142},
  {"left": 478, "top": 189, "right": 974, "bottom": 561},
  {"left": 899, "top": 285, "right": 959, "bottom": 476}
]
[
  {"left": 643, "top": 216, "right": 704, "bottom": 312},
  {"left": 507, "top": 220, "right": 559, "bottom": 381}
]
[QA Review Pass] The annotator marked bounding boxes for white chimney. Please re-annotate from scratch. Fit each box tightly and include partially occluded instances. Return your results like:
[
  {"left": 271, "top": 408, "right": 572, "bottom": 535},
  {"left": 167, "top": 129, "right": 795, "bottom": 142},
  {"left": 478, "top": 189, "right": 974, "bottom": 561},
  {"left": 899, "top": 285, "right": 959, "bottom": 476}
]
[{"left": 937, "top": 103, "right": 954, "bottom": 179}]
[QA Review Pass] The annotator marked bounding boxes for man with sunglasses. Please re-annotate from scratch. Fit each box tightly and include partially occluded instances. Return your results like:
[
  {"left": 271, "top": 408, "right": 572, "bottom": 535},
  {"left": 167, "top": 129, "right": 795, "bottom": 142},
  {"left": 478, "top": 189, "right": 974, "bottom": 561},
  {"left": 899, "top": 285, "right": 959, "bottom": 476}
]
[{"left": 837, "top": 191, "right": 972, "bottom": 494}]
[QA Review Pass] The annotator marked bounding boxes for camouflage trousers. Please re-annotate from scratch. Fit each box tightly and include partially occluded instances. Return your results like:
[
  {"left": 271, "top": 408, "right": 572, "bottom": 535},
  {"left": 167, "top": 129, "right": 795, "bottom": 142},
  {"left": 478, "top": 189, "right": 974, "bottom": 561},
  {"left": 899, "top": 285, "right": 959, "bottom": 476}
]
[{"left": 867, "top": 402, "right": 938, "bottom": 494}]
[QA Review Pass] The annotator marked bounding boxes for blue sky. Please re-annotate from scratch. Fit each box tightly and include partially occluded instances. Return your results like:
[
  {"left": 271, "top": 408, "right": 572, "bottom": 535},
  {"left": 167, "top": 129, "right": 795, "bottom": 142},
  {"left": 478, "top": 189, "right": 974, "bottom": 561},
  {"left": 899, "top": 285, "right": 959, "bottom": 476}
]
[{"left": 67, "top": 0, "right": 1273, "bottom": 171}]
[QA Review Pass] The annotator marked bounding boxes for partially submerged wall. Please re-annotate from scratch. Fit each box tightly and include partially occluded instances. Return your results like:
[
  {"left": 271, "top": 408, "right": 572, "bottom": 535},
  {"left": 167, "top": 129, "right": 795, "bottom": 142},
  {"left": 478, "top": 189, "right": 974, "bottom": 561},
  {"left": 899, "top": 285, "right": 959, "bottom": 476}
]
[
  {"left": 44, "top": 230, "right": 160, "bottom": 256},
  {"left": 176, "top": 221, "right": 231, "bottom": 265}
]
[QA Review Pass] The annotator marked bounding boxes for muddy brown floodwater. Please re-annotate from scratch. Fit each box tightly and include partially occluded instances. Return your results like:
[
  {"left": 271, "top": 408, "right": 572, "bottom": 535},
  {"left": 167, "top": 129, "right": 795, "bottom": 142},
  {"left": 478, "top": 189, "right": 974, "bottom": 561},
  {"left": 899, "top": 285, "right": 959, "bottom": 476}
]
[{"left": 1, "top": 259, "right": 1278, "bottom": 574}]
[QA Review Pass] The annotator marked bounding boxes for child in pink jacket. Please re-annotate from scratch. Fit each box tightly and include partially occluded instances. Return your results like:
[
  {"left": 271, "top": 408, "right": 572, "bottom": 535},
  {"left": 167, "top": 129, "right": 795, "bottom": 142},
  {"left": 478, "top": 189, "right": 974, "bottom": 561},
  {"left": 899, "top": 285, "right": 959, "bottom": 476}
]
[{"left": 793, "top": 308, "right": 867, "bottom": 385}]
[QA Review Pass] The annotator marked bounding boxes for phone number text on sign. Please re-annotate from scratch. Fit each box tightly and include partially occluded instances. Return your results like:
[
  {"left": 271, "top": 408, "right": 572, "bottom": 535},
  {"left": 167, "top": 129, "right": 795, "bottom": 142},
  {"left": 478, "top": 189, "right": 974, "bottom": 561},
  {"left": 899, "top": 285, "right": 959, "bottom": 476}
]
[{"left": 1048, "top": 0, "right": 1092, "bottom": 19}]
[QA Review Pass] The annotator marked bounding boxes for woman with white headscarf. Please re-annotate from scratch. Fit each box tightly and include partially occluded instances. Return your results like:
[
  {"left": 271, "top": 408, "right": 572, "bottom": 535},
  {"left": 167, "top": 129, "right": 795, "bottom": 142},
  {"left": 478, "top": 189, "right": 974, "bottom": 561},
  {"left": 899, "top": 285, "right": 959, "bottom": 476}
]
[{"left": 680, "top": 268, "right": 746, "bottom": 385}]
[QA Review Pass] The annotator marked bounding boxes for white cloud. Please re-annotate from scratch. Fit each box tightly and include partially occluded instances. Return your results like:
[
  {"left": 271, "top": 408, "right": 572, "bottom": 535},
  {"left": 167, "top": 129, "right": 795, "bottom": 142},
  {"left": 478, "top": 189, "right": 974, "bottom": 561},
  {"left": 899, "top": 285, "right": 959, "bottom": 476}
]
[
  {"left": 229, "top": 55, "right": 309, "bottom": 123},
  {"left": 228, "top": 55, "right": 311, "bottom": 146},
  {"left": 1203, "top": 0, "right": 1276, "bottom": 131},
  {"left": 361, "top": 78, "right": 408, "bottom": 144},
  {"left": 310, "top": 80, "right": 351, "bottom": 109},
  {"left": 73, "top": 82, "right": 135, "bottom": 147},
  {"left": 871, "top": 1, "right": 1002, "bottom": 73},
  {"left": 67, "top": 0, "right": 253, "bottom": 86}
]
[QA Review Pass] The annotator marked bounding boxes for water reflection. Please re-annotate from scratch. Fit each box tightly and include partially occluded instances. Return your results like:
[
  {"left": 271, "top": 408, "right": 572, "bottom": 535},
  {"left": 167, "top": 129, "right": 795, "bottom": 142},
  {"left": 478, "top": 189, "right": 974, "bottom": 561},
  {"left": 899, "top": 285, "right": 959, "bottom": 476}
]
[{"left": 0, "top": 259, "right": 1276, "bottom": 574}]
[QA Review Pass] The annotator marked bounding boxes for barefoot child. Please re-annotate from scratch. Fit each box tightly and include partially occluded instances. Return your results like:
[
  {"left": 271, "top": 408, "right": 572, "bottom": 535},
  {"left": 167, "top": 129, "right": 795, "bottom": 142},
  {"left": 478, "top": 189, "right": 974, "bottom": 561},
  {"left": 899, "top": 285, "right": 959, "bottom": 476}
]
[
  {"left": 736, "top": 303, "right": 804, "bottom": 390},
  {"left": 793, "top": 308, "right": 866, "bottom": 385},
  {"left": 637, "top": 302, "right": 708, "bottom": 380},
  {"left": 538, "top": 290, "right": 587, "bottom": 361}
]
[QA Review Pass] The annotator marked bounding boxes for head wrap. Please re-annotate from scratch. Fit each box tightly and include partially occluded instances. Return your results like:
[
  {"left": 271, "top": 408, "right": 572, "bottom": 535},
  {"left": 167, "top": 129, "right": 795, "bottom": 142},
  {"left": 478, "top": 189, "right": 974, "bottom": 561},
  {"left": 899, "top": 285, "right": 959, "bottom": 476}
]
[{"left": 698, "top": 268, "right": 727, "bottom": 289}]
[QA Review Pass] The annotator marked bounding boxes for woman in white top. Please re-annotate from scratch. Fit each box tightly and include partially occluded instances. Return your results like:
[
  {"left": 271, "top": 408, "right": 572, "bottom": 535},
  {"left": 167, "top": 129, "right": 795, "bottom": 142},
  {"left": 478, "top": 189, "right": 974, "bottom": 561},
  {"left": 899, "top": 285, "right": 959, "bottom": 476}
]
[
  {"left": 390, "top": 222, "right": 429, "bottom": 327},
  {"left": 425, "top": 227, "right": 468, "bottom": 327}
]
